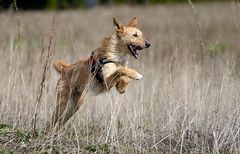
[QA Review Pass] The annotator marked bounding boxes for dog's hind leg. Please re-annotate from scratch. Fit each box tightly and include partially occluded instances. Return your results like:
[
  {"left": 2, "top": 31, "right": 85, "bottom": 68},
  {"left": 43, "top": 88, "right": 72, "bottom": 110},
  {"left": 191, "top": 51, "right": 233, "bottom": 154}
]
[
  {"left": 57, "top": 87, "right": 84, "bottom": 129},
  {"left": 51, "top": 79, "right": 70, "bottom": 129}
]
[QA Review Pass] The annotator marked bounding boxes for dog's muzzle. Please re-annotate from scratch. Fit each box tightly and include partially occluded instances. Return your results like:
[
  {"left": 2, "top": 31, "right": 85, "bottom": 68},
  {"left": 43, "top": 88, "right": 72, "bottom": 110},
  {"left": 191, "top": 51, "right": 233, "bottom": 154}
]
[{"left": 145, "top": 41, "right": 151, "bottom": 48}]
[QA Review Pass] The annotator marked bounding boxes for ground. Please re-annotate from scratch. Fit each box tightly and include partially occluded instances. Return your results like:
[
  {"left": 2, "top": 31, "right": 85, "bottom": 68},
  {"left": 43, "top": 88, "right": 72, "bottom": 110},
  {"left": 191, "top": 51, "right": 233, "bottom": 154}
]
[{"left": 0, "top": 2, "right": 240, "bottom": 153}]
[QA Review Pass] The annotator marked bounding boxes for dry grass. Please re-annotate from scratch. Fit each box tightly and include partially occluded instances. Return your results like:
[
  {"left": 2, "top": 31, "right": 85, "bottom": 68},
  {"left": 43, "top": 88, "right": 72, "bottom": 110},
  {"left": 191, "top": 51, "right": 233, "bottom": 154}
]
[{"left": 0, "top": 2, "right": 240, "bottom": 153}]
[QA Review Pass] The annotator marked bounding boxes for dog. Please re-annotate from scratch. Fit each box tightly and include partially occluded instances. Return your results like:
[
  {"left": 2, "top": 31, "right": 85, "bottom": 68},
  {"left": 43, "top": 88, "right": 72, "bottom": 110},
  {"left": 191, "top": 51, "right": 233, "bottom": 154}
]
[{"left": 50, "top": 17, "right": 151, "bottom": 130}]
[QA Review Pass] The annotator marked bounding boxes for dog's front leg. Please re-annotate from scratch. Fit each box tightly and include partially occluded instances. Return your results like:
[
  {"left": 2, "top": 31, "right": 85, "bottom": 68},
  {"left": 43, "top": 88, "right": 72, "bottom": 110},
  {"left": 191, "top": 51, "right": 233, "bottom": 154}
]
[
  {"left": 106, "top": 67, "right": 142, "bottom": 83},
  {"left": 118, "top": 67, "right": 143, "bottom": 80},
  {"left": 105, "top": 67, "right": 142, "bottom": 94}
]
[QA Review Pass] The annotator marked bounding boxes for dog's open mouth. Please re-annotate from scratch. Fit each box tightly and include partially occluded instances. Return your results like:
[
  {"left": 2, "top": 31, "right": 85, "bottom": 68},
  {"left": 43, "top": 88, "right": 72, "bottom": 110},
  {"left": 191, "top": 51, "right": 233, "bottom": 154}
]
[{"left": 127, "top": 44, "right": 143, "bottom": 59}]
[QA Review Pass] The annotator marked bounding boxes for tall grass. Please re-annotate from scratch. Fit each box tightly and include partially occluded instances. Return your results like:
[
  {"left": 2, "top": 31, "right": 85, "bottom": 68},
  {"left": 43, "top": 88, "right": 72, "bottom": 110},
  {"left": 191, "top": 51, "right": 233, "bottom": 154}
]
[{"left": 0, "top": 2, "right": 240, "bottom": 153}]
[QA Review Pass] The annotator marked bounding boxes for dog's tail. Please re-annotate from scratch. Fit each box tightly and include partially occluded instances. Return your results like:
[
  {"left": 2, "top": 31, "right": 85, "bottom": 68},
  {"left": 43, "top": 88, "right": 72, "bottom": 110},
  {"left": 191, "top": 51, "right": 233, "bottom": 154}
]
[{"left": 53, "top": 60, "right": 70, "bottom": 74}]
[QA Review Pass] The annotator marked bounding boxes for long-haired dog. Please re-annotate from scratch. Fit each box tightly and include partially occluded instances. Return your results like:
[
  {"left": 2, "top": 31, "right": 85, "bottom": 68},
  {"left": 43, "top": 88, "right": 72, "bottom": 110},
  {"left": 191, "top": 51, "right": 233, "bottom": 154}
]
[{"left": 50, "top": 17, "right": 150, "bottom": 130}]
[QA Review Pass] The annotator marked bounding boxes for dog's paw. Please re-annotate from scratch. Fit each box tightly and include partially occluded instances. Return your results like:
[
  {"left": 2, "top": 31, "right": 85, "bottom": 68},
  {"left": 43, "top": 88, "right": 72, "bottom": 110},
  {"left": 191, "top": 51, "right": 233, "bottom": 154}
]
[
  {"left": 116, "top": 76, "right": 130, "bottom": 94},
  {"left": 134, "top": 73, "right": 143, "bottom": 80},
  {"left": 116, "top": 84, "right": 127, "bottom": 94},
  {"left": 117, "top": 88, "right": 126, "bottom": 94}
]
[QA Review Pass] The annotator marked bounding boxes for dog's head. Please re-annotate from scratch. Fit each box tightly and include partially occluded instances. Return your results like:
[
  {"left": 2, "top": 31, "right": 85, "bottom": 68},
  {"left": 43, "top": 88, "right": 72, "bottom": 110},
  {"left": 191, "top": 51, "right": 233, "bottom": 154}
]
[{"left": 113, "top": 17, "right": 151, "bottom": 59}]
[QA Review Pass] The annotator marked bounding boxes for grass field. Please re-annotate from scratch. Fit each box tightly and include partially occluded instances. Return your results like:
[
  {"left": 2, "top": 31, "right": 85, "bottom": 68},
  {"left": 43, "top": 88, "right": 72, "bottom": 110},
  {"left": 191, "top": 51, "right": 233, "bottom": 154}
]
[{"left": 0, "top": 2, "right": 240, "bottom": 153}]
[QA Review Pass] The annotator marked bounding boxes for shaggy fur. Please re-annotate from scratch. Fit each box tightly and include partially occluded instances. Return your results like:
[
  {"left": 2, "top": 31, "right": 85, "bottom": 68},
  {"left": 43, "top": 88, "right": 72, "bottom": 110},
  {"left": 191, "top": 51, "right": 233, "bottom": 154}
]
[{"left": 50, "top": 17, "right": 150, "bottom": 130}]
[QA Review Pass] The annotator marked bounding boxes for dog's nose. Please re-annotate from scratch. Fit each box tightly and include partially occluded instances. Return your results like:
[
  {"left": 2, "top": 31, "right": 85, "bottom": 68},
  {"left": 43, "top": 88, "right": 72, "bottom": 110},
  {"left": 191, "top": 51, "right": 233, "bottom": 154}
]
[{"left": 145, "top": 41, "right": 151, "bottom": 48}]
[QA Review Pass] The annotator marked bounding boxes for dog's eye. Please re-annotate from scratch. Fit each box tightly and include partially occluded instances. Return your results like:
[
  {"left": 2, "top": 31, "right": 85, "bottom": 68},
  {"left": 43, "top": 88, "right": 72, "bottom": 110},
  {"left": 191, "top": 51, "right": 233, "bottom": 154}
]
[{"left": 133, "top": 33, "right": 138, "bottom": 37}]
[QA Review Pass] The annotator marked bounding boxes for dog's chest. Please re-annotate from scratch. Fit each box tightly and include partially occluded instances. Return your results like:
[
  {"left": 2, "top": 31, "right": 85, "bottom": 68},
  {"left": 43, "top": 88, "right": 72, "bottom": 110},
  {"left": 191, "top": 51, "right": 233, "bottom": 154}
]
[
  {"left": 101, "top": 63, "right": 118, "bottom": 78},
  {"left": 120, "top": 54, "right": 129, "bottom": 66},
  {"left": 87, "top": 54, "right": 129, "bottom": 96},
  {"left": 101, "top": 54, "right": 129, "bottom": 78},
  {"left": 87, "top": 63, "right": 118, "bottom": 96}
]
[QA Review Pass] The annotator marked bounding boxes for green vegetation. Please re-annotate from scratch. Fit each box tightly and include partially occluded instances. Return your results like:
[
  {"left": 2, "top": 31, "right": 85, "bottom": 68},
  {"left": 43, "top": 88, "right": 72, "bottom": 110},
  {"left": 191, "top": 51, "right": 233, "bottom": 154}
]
[
  {"left": 48, "top": 0, "right": 84, "bottom": 9},
  {"left": 0, "top": 123, "right": 112, "bottom": 153},
  {"left": 208, "top": 42, "right": 227, "bottom": 56}
]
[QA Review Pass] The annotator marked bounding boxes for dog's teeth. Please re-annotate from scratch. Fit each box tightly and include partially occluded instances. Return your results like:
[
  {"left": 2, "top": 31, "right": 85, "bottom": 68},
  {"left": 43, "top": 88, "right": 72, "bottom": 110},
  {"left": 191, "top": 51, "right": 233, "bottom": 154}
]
[
  {"left": 136, "top": 54, "right": 140, "bottom": 59},
  {"left": 128, "top": 44, "right": 141, "bottom": 59},
  {"left": 130, "top": 46, "right": 134, "bottom": 51}
]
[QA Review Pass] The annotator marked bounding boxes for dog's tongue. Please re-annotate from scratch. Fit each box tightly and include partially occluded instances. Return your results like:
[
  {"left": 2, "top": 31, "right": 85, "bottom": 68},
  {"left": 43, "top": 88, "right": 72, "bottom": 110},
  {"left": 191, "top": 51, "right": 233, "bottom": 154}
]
[{"left": 135, "top": 46, "right": 143, "bottom": 50}]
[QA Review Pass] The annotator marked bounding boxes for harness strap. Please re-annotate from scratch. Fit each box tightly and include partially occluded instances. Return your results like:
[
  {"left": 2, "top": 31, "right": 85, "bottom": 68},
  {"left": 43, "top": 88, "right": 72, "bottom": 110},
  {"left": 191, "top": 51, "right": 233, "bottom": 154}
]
[
  {"left": 88, "top": 51, "right": 116, "bottom": 84},
  {"left": 99, "top": 58, "right": 115, "bottom": 65}
]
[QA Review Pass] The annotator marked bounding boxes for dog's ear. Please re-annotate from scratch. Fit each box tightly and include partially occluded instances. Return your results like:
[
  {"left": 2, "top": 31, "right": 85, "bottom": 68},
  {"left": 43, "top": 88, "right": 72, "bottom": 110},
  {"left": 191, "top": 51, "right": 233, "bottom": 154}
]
[
  {"left": 128, "top": 16, "right": 138, "bottom": 27},
  {"left": 113, "top": 17, "right": 124, "bottom": 33}
]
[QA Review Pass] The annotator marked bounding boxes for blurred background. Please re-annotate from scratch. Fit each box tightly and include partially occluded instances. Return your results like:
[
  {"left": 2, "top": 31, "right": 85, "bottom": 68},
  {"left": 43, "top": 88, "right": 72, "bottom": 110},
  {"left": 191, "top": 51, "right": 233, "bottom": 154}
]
[
  {"left": 0, "top": 0, "right": 228, "bottom": 10},
  {"left": 0, "top": 0, "right": 240, "bottom": 153}
]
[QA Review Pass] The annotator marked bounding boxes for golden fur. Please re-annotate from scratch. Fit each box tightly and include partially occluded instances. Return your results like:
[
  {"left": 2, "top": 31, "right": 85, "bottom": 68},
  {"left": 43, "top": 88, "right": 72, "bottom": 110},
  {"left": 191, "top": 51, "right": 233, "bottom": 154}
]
[{"left": 50, "top": 17, "right": 150, "bottom": 130}]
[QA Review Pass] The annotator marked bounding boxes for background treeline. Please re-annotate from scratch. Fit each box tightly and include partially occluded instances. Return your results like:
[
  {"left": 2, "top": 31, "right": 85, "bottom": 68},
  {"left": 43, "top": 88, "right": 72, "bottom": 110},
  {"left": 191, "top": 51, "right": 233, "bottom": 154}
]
[{"left": 0, "top": 0, "right": 227, "bottom": 10}]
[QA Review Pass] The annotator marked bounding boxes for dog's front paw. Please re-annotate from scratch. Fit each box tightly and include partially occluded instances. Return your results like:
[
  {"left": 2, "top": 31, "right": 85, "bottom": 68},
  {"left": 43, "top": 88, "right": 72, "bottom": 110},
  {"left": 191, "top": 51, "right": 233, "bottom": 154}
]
[
  {"left": 116, "top": 83, "right": 127, "bottom": 94},
  {"left": 133, "top": 73, "right": 143, "bottom": 80},
  {"left": 117, "top": 88, "right": 126, "bottom": 94},
  {"left": 116, "top": 76, "right": 130, "bottom": 94}
]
